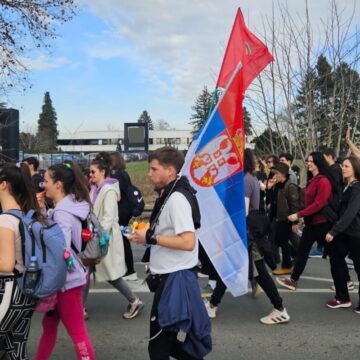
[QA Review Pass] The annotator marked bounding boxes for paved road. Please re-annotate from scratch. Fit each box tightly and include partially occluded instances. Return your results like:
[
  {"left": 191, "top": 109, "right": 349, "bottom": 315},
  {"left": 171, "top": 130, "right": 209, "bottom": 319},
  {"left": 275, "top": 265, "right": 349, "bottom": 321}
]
[{"left": 26, "top": 247, "right": 359, "bottom": 360}]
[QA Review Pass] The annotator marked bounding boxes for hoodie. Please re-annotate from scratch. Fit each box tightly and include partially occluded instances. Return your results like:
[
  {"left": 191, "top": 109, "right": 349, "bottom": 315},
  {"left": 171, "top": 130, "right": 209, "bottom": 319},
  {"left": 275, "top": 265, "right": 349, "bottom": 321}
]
[{"left": 50, "top": 195, "right": 90, "bottom": 291}]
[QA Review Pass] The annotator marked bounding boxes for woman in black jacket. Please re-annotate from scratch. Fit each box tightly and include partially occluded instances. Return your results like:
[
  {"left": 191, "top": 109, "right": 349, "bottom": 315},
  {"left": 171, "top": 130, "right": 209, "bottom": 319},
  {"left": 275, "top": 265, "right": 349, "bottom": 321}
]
[
  {"left": 325, "top": 155, "right": 360, "bottom": 313},
  {"left": 109, "top": 152, "right": 137, "bottom": 280}
]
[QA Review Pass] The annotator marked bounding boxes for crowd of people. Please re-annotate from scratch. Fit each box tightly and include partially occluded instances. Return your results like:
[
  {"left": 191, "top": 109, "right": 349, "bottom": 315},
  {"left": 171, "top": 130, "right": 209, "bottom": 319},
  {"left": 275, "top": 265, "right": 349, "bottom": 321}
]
[{"left": 0, "top": 131, "right": 360, "bottom": 359}]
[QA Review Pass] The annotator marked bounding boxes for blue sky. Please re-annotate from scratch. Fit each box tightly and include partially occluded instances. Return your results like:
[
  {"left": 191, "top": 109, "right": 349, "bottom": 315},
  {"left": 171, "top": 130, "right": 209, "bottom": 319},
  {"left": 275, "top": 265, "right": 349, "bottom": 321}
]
[{"left": 3, "top": 0, "right": 359, "bottom": 134}]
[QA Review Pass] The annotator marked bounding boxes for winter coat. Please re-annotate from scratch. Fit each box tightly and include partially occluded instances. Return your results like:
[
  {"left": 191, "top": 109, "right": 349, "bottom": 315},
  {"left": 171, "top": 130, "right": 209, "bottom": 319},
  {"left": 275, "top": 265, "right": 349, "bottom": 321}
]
[
  {"left": 275, "top": 179, "right": 300, "bottom": 222},
  {"left": 329, "top": 181, "right": 360, "bottom": 238},
  {"left": 92, "top": 180, "right": 126, "bottom": 281}
]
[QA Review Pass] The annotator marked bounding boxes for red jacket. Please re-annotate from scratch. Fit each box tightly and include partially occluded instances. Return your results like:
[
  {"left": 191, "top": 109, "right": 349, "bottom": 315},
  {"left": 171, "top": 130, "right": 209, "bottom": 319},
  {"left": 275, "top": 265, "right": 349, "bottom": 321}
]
[{"left": 298, "top": 174, "right": 332, "bottom": 224}]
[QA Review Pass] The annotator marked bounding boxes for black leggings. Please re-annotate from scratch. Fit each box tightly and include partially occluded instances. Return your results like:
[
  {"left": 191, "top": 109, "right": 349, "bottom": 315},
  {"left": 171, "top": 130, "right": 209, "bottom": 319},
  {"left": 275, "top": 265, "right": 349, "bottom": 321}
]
[
  {"left": 329, "top": 234, "right": 360, "bottom": 304},
  {"left": 0, "top": 277, "right": 36, "bottom": 360},
  {"left": 274, "top": 221, "right": 293, "bottom": 268},
  {"left": 123, "top": 236, "right": 135, "bottom": 275},
  {"left": 291, "top": 222, "right": 332, "bottom": 281},
  {"left": 210, "top": 259, "right": 283, "bottom": 311}
]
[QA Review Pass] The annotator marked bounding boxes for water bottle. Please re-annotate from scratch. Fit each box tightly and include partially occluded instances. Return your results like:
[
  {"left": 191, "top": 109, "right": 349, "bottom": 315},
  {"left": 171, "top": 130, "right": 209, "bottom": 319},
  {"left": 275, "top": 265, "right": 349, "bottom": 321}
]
[
  {"left": 64, "top": 249, "right": 75, "bottom": 272},
  {"left": 24, "top": 256, "right": 40, "bottom": 295},
  {"left": 99, "top": 232, "right": 110, "bottom": 257}
]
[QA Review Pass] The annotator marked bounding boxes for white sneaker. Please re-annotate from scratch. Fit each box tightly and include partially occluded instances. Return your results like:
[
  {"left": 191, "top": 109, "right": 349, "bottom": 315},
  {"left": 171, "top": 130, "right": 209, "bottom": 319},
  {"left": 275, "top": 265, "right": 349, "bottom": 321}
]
[
  {"left": 123, "top": 272, "right": 138, "bottom": 281},
  {"left": 122, "top": 298, "right": 144, "bottom": 319},
  {"left": 204, "top": 299, "right": 217, "bottom": 319},
  {"left": 260, "top": 308, "right": 290, "bottom": 325},
  {"left": 330, "top": 280, "right": 355, "bottom": 291}
]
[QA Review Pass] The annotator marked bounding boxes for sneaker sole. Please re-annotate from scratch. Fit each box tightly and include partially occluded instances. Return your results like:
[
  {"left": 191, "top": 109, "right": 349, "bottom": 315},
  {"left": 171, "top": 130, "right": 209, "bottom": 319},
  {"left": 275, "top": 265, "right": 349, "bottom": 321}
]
[
  {"left": 275, "top": 277, "right": 296, "bottom": 291},
  {"left": 123, "top": 303, "right": 145, "bottom": 319},
  {"left": 309, "top": 255, "right": 323, "bottom": 258},
  {"left": 353, "top": 308, "right": 360, "bottom": 314},
  {"left": 326, "top": 302, "right": 352, "bottom": 309},
  {"left": 260, "top": 316, "right": 290, "bottom": 325}
]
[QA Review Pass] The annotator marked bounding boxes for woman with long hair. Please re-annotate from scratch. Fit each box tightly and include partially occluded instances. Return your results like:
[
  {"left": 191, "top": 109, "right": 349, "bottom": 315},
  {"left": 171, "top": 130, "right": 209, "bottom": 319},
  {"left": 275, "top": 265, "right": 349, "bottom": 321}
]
[
  {"left": 35, "top": 162, "right": 95, "bottom": 360},
  {"left": 88, "top": 153, "right": 143, "bottom": 319},
  {"left": 277, "top": 151, "right": 336, "bottom": 291},
  {"left": 109, "top": 152, "right": 137, "bottom": 280},
  {"left": 0, "top": 163, "right": 40, "bottom": 360},
  {"left": 325, "top": 156, "right": 360, "bottom": 312}
]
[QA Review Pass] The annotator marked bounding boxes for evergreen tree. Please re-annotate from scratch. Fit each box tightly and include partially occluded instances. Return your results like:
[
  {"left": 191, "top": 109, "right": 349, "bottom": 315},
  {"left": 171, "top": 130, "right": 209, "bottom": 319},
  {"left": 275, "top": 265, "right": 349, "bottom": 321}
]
[
  {"left": 251, "top": 128, "right": 288, "bottom": 157},
  {"left": 294, "top": 54, "right": 360, "bottom": 155},
  {"left": 243, "top": 106, "right": 252, "bottom": 136},
  {"left": 137, "top": 110, "right": 154, "bottom": 130},
  {"left": 37, "top": 92, "right": 58, "bottom": 151},
  {"left": 189, "top": 86, "right": 219, "bottom": 136}
]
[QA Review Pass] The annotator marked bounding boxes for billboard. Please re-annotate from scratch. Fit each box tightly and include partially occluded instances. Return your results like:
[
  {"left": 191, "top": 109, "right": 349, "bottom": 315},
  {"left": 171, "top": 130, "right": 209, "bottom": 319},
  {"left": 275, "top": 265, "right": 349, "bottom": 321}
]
[{"left": 124, "top": 123, "right": 149, "bottom": 152}]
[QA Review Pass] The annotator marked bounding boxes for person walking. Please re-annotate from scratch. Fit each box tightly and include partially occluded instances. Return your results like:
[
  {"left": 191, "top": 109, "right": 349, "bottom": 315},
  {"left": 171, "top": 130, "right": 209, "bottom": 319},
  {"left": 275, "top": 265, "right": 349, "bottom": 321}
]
[
  {"left": 0, "top": 164, "right": 40, "bottom": 360},
  {"left": 277, "top": 152, "right": 336, "bottom": 291},
  {"left": 270, "top": 163, "right": 300, "bottom": 276},
  {"left": 244, "top": 149, "right": 290, "bottom": 325},
  {"left": 109, "top": 152, "right": 138, "bottom": 281},
  {"left": 130, "top": 147, "right": 211, "bottom": 360},
  {"left": 89, "top": 154, "right": 143, "bottom": 319},
  {"left": 35, "top": 162, "right": 95, "bottom": 360},
  {"left": 325, "top": 156, "right": 360, "bottom": 312}
]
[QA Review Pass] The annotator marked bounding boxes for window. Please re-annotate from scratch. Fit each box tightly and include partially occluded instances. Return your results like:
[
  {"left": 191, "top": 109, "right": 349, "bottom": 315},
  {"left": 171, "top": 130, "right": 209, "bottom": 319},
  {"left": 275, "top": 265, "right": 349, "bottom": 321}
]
[{"left": 149, "top": 138, "right": 153, "bottom": 145}]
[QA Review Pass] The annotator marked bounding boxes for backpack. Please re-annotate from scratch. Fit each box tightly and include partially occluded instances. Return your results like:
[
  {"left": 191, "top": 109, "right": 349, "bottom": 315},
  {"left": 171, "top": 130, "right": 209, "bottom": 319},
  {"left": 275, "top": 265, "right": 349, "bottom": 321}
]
[
  {"left": 125, "top": 184, "right": 145, "bottom": 217},
  {"left": 75, "top": 211, "right": 110, "bottom": 266},
  {"left": 5, "top": 209, "right": 67, "bottom": 299}
]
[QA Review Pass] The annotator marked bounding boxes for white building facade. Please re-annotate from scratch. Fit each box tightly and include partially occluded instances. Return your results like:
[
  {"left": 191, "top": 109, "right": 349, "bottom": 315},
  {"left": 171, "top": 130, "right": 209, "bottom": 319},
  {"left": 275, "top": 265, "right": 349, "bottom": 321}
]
[{"left": 57, "top": 129, "right": 193, "bottom": 153}]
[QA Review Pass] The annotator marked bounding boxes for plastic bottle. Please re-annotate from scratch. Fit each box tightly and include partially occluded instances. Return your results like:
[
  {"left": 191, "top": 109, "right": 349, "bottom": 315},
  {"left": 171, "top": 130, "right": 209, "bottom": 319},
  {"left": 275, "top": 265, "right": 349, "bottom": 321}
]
[
  {"left": 64, "top": 249, "right": 75, "bottom": 272},
  {"left": 24, "top": 256, "right": 40, "bottom": 295}
]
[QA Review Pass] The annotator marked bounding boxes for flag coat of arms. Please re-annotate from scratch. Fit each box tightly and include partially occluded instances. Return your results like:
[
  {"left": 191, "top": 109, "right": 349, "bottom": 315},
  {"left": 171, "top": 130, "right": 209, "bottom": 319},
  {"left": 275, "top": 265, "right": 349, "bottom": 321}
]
[{"left": 181, "top": 9, "right": 273, "bottom": 296}]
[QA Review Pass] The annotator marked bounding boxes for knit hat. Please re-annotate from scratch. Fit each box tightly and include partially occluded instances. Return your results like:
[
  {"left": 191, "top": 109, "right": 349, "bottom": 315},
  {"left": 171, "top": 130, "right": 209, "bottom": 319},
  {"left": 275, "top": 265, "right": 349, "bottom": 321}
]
[{"left": 272, "top": 163, "right": 289, "bottom": 175}]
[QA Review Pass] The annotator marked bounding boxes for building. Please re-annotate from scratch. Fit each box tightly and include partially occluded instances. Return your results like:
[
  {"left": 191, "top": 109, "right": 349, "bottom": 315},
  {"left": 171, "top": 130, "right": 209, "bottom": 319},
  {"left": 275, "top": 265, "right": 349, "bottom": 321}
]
[{"left": 57, "top": 129, "right": 193, "bottom": 153}]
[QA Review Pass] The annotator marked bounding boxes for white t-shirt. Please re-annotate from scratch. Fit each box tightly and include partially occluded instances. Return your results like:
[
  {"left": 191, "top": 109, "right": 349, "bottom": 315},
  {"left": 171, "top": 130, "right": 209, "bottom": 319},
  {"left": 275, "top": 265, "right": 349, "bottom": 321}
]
[
  {"left": 149, "top": 191, "right": 198, "bottom": 274},
  {"left": 0, "top": 214, "right": 23, "bottom": 275}
]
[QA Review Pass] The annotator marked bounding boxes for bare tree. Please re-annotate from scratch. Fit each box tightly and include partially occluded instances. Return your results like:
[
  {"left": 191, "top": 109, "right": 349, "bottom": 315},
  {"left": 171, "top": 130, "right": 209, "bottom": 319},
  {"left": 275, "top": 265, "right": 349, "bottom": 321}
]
[
  {"left": 0, "top": 0, "right": 76, "bottom": 95},
  {"left": 246, "top": 0, "right": 360, "bottom": 159}
]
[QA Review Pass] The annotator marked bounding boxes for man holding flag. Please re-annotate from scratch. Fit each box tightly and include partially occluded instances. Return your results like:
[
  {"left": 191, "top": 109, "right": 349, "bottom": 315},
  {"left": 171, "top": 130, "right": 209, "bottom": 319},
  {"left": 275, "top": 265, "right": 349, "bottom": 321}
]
[{"left": 181, "top": 8, "right": 290, "bottom": 324}]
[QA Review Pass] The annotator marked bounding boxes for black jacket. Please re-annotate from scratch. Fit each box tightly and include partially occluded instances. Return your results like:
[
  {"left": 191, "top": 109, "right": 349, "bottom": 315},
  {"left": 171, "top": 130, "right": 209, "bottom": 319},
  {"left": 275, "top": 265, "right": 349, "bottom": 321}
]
[
  {"left": 270, "top": 178, "right": 300, "bottom": 222},
  {"left": 330, "top": 181, "right": 360, "bottom": 237},
  {"left": 111, "top": 169, "right": 132, "bottom": 226}
]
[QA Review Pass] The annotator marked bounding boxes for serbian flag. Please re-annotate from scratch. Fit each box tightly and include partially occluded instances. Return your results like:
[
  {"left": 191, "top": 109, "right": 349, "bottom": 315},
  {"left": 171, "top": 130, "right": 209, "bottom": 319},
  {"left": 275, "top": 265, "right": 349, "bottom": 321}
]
[
  {"left": 181, "top": 10, "right": 273, "bottom": 296},
  {"left": 217, "top": 8, "right": 274, "bottom": 90}
]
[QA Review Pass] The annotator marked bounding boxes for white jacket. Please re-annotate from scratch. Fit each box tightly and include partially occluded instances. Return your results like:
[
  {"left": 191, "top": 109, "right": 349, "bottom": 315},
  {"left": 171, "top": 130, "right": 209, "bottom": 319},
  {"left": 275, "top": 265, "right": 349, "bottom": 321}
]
[{"left": 92, "top": 182, "right": 126, "bottom": 281}]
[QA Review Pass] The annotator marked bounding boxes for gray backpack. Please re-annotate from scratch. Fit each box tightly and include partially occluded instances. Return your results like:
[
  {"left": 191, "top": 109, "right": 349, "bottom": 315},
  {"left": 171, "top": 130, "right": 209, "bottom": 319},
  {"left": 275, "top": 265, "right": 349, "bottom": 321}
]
[{"left": 76, "top": 212, "right": 110, "bottom": 265}]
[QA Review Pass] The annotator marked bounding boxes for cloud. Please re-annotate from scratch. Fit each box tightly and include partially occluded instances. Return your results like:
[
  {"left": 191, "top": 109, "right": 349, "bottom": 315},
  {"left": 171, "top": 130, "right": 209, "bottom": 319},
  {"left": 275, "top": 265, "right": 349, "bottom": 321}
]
[
  {"left": 83, "top": 0, "right": 359, "bottom": 104},
  {"left": 22, "top": 54, "right": 70, "bottom": 71}
]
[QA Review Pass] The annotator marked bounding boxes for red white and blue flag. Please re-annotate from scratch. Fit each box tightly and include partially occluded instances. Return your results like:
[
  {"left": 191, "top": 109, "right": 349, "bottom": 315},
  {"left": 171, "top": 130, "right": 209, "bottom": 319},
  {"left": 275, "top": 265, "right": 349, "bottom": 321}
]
[{"left": 181, "top": 9, "right": 273, "bottom": 296}]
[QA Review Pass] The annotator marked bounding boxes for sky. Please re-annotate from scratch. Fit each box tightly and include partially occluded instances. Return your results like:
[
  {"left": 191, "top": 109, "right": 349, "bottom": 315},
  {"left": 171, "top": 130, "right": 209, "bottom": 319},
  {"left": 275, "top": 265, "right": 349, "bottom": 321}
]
[{"left": 3, "top": 0, "right": 359, "bottom": 135}]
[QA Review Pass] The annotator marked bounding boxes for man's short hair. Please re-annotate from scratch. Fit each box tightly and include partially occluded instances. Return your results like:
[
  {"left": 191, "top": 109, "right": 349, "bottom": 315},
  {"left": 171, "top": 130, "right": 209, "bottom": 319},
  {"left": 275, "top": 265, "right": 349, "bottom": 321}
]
[
  {"left": 279, "top": 153, "right": 294, "bottom": 163},
  {"left": 323, "top": 148, "right": 336, "bottom": 160},
  {"left": 23, "top": 156, "right": 39, "bottom": 171},
  {"left": 149, "top": 147, "right": 184, "bottom": 173}
]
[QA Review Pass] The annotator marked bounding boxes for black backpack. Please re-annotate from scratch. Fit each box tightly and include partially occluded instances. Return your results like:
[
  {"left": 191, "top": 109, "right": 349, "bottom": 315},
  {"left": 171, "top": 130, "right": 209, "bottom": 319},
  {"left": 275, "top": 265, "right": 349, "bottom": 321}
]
[{"left": 125, "top": 184, "right": 145, "bottom": 217}]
